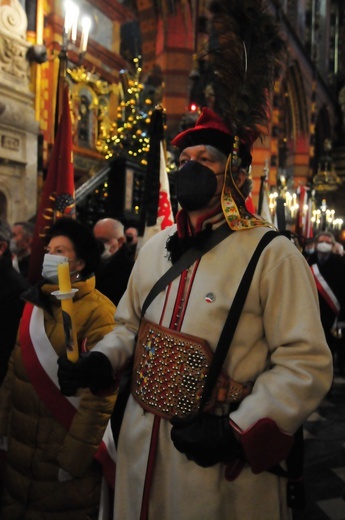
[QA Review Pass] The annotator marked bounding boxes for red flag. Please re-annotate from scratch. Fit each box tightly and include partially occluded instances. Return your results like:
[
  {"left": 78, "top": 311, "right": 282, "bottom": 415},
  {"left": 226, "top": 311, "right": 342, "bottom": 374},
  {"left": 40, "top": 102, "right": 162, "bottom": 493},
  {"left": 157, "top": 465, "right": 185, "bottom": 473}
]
[
  {"left": 28, "top": 84, "right": 75, "bottom": 284},
  {"left": 245, "top": 193, "right": 256, "bottom": 214}
]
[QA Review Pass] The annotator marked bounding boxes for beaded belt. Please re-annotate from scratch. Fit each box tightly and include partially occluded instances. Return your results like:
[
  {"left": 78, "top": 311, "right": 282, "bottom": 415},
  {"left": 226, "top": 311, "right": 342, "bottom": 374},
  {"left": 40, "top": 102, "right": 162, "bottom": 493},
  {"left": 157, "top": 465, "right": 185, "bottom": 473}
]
[{"left": 131, "top": 319, "right": 252, "bottom": 420}]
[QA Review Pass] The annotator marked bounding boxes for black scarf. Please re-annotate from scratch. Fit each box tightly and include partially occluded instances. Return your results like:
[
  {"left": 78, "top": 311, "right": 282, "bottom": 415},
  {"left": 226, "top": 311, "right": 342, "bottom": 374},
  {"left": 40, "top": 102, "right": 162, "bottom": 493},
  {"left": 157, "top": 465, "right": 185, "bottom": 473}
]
[{"left": 165, "top": 224, "right": 213, "bottom": 264}]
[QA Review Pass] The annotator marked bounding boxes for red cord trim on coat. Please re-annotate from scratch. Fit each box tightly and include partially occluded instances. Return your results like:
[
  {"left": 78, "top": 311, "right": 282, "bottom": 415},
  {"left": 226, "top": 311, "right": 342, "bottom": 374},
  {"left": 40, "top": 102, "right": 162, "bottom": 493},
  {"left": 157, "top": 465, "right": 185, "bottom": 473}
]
[
  {"left": 159, "top": 281, "right": 173, "bottom": 326},
  {"left": 169, "top": 269, "right": 189, "bottom": 330},
  {"left": 140, "top": 416, "right": 161, "bottom": 520},
  {"left": 178, "top": 261, "right": 198, "bottom": 327},
  {"left": 224, "top": 457, "right": 246, "bottom": 481}
]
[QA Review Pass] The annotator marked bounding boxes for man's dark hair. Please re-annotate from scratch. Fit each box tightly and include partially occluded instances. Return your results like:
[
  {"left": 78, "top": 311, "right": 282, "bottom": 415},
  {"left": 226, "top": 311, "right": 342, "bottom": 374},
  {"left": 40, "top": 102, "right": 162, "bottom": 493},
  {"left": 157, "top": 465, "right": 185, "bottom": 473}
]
[{"left": 13, "top": 221, "right": 35, "bottom": 238}]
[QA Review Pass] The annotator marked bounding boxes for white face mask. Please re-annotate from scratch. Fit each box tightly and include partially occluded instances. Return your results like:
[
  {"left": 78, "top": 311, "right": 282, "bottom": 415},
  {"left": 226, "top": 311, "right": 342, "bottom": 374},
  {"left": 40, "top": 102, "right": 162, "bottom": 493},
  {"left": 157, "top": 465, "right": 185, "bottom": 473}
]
[
  {"left": 316, "top": 242, "right": 332, "bottom": 254},
  {"left": 42, "top": 253, "right": 69, "bottom": 283},
  {"left": 101, "top": 243, "right": 112, "bottom": 259}
]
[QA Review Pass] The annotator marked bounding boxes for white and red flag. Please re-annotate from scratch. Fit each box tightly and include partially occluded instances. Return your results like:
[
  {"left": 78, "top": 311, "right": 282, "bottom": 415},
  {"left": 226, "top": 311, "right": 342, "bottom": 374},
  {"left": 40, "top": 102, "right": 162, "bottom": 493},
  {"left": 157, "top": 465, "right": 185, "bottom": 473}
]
[
  {"left": 258, "top": 175, "right": 273, "bottom": 224},
  {"left": 141, "top": 106, "right": 174, "bottom": 246}
]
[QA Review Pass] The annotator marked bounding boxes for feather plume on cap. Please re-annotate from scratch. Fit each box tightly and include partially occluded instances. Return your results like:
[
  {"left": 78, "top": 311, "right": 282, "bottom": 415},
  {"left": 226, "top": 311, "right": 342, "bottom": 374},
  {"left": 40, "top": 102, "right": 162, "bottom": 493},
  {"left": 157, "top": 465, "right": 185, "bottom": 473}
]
[
  {"left": 172, "top": 0, "right": 286, "bottom": 231},
  {"left": 204, "top": 0, "right": 286, "bottom": 146}
]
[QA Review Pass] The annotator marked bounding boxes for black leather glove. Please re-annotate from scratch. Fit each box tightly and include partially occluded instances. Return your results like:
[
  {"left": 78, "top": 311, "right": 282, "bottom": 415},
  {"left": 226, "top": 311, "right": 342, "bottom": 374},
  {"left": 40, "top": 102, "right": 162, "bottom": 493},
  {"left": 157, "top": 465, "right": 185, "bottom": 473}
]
[
  {"left": 170, "top": 413, "right": 244, "bottom": 467},
  {"left": 57, "top": 352, "right": 114, "bottom": 396}
]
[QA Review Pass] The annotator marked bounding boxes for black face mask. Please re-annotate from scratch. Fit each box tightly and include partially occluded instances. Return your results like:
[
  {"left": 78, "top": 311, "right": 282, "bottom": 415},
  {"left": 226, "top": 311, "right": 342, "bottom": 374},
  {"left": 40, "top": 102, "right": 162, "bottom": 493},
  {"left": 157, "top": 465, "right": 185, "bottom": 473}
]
[
  {"left": 126, "top": 236, "right": 134, "bottom": 244},
  {"left": 176, "top": 160, "right": 219, "bottom": 212}
]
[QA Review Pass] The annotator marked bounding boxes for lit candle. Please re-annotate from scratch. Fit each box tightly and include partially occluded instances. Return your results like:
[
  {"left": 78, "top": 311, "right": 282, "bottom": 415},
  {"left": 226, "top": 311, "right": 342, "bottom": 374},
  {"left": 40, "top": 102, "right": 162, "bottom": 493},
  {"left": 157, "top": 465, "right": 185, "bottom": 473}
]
[
  {"left": 57, "top": 262, "right": 79, "bottom": 362},
  {"left": 64, "top": 0, "right": 74, "bottom": 40},
  {"left": 71, "top": 7, "right": 79, "bottom": 43},
  {"left": 79, "top": 17, "right": 91, "bottom": 53},
  {"left": 58, "top": 262, "right": 71, "bottom": 293}
]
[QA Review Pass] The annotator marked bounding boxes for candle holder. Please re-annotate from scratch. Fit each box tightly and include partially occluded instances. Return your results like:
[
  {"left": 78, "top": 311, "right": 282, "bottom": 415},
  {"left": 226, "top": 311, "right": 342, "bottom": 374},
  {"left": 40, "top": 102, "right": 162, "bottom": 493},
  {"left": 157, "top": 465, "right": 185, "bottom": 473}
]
[{"left": 51, "top": 288, "right": 79, "bottom": 300}]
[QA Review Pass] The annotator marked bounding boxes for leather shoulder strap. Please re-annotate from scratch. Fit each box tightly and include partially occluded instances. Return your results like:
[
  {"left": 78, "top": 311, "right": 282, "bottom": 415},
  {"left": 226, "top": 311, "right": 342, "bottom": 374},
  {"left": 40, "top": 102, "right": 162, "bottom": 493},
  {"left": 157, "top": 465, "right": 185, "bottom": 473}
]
[
  {"left": 141, "top": 223, "right": 232, "bottom": 318},
  {"left": 199, "top": 230, "right": 279, "bottom": 410}
]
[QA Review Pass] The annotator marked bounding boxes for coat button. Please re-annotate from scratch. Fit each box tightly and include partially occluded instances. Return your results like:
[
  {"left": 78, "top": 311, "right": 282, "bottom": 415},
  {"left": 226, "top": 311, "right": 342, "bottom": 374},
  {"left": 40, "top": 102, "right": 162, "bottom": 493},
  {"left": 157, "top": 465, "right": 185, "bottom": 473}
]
[{"left": 205, "top": 293, "right": 215, "bottom": 303}]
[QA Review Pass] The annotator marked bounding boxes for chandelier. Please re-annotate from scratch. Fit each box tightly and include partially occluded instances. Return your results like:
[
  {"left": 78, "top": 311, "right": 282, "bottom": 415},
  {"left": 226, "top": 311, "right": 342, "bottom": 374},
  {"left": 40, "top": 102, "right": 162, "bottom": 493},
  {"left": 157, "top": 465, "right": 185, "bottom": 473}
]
[
  {"left": 311, "top": 198, "right": 343, "bottom": 232},
  {"left": 312, "top": 139, "right": 342, "bottom": 192}
]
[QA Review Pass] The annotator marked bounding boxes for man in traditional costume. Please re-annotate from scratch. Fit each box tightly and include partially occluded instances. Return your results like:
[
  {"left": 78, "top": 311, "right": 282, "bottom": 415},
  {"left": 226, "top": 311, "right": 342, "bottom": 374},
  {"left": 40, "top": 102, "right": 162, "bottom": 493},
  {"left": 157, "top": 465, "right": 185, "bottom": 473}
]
[{"left": 58, "top": 2, "right": 333, "bottom": 519}]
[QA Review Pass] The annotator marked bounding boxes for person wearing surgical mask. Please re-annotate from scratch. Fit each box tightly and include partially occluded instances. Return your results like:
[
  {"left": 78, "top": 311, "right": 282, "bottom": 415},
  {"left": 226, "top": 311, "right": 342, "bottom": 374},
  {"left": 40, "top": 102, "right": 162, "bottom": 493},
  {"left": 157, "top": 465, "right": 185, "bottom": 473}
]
[
  {"left": 125, "top": 226, "right": 139, "bottom": 260},
  {"left": 303, "top": 238, "right": 315, "bottom": 257},
  {"left": 308, "top": 231, "right": 345, "bottom": 374},
  {"left": 93, "top": 218, "right": 135, "bottom": 305},
  {"left": 0, "top": 219, "right": 30, "bottom": 385},
  {"left": 10, "top": 221, "right": 34, "bottom": 279},
  {"left": 315, "top": 232, "right": 334, "bottom": 260},
  {"left": 0, "top": 217, "right": 116, "bottom": 520}
]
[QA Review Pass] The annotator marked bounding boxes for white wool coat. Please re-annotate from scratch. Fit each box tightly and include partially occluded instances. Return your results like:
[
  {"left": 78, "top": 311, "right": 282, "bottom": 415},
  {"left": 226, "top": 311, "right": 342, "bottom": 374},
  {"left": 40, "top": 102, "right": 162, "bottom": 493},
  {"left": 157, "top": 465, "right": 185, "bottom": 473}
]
[{"left": 94, "top": 223, "right": 333, "bottom": 520}]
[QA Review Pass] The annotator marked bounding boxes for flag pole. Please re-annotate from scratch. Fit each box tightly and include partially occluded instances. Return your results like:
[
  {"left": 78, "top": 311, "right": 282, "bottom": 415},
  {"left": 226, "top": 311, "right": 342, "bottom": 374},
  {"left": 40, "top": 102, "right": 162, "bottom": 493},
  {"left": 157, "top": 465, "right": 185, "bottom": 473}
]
[
  {"left": 258, "top": 176, "right": 265, "bottom": 216},
  {"left": 141, "top": 105, "right": 174, "bottom": 245},
  {"left": 28, "top": 84, "right": 75, "bottom": 284},
  {"left": 54, "top": 32, "right": 68, "bottom": 136}
]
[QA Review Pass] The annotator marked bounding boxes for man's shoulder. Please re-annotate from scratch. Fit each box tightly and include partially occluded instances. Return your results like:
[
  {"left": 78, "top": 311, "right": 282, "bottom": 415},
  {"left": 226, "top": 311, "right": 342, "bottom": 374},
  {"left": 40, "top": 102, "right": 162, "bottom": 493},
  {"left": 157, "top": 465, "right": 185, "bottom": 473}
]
[
  {"left": 328, "top": 253, "right": 345, "bottom": 271},
  {"left": 138, "top": 225, "right": 177, "bottom": 253},
  {"left": 2, "top": 264, "right": 30, "bottom": 291},
  {"left": 231, "top": 226, "right": 284, "bottom": 248},
  {"left": 230, "top": 227, "right": 303, "bottom": 266},
  {"left": 100, "top": 246, "right": 134, "bottom": 268}
]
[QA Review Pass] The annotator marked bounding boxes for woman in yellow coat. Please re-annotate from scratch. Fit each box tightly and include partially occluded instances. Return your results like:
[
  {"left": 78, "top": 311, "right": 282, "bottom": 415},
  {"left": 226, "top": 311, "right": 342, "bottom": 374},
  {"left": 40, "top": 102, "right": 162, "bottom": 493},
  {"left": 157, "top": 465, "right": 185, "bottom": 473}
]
[{"left": 0, "top": 217, "right": 117, "bottom": 520}]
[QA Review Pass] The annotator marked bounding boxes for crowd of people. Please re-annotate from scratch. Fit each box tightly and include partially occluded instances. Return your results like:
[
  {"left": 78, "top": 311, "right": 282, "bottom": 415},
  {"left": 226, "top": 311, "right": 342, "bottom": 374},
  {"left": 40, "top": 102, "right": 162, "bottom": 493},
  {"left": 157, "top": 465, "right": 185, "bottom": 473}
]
[
  {"left": 2, "top": 108, "right": 344, "bottom": 520},
  {"left": 1, "top": 131, "right": 345, "bottom": 520},
  {"left": 0, "top": 2, "right": 343, "bottom": 518},
  {"left": 0, "top": 135, "right": 342, "bottom": 519}
]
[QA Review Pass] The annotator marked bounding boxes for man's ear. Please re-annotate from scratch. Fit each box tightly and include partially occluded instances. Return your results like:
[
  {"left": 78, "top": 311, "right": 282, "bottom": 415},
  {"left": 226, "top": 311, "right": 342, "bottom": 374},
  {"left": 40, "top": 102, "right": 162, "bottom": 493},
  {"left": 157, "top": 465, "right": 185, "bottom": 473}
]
[
  {"left": 117, "top": 236, "right": 125, "bottom": 248},
  {"left": 0, "top": 241, "right": 8, "bottom": 255},
  {"left": 75, "top": 259, "right": 85, "bottom": 273}
]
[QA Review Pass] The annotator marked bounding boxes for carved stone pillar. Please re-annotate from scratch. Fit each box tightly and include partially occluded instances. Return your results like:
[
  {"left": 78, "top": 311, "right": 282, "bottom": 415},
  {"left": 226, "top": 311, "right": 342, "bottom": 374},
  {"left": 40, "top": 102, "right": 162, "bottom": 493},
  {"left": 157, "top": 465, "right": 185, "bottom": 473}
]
[{"left": 0, "top": 0, "right": 39, "bottom": 223}]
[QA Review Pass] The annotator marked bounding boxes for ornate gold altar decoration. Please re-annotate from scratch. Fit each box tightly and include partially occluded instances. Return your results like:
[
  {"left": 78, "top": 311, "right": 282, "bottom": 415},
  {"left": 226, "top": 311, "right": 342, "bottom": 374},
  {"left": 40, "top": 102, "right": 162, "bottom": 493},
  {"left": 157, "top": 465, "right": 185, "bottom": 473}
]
[
  {"left": 67, "top": 57, "right": 177, "bottom": 174},
  {"left": 68, "top": 66, "right": 120, "bottom": 153}
]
